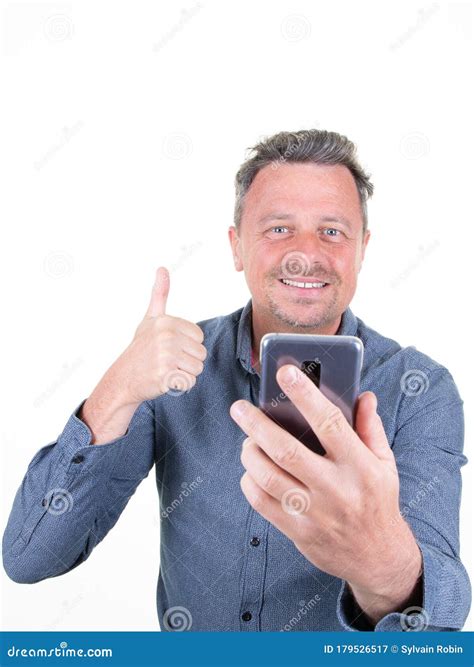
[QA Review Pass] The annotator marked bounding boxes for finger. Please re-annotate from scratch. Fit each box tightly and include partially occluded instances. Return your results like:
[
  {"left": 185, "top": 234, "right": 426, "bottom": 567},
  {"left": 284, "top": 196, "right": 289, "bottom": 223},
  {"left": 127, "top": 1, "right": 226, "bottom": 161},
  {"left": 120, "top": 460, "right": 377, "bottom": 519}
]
[
  {"left": 241, "top": 438, "right": 310, "bottom": 502},
  {"left": 146, "top": 266, "right": 170, "bottom": 318},
  {"left": 178, "top": 336, "right": 207, "bottom": 362},
  {"left": 176, "top": 351, "right": 205, "bottom": 377},
  {"left": 275, "top": 364, "right": 363, "bottom": 463},
  {"left": 240, "top": 473, "right": 304, "bottom": 536},
  {"left": 230, "top": 399, "right": 331, "bottom": 488},
  {"left": 173, "top": 319, "right": 205, "bottom": 344},
  {"left": 355, "top": 391, "right": 393, "bottom": 463}
]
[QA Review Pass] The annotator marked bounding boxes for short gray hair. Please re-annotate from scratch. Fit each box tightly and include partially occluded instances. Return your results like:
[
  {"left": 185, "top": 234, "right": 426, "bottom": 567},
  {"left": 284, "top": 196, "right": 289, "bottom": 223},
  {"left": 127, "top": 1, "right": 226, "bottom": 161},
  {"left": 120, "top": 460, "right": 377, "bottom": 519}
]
[{"left": 234, "top": 129, "right": 374, "bottom": 234}]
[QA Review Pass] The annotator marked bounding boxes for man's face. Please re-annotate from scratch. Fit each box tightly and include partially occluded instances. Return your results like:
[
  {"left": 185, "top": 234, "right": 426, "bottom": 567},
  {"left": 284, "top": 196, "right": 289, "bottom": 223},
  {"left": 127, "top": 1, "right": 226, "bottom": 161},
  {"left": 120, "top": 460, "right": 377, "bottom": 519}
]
[{"left": 228, "top": 162, "right": 370, "bottom": 331}]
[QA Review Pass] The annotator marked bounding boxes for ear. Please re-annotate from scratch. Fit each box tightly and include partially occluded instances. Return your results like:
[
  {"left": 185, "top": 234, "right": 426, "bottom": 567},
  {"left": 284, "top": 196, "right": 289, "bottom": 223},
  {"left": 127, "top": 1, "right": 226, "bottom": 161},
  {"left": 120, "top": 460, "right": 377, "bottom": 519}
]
[
  {"left": 358, "top": 229, "right": 371, "bottom": 273},
  {"left": 228, "top": 225, "right": 244, "bottom": 271}
]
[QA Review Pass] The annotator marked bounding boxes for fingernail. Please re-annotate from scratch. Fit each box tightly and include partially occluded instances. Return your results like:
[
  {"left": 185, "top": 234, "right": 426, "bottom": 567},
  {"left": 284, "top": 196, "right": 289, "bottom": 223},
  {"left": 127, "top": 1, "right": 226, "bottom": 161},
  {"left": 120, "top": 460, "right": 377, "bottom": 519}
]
[
  {"left": 231, "top": 401, "right": 246, "bottom": 418},
  {"left": 281, "top": 365, "right": 299, "bottom": 384}
]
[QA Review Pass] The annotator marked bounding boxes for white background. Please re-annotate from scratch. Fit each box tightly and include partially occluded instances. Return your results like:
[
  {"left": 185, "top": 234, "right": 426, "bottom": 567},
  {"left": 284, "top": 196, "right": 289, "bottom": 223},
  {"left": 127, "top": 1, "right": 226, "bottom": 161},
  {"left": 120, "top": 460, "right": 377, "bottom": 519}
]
[{"left": 1, "top": 0, "right": 472, "bottom": 631}]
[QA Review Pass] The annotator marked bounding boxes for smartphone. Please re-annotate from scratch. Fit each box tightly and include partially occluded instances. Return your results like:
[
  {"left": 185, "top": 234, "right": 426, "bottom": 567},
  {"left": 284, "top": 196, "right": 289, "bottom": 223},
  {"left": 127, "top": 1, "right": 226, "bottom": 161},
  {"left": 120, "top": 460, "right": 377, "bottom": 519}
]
[{"left": 259, "top": 333, "right": 364, "bottom": 456}]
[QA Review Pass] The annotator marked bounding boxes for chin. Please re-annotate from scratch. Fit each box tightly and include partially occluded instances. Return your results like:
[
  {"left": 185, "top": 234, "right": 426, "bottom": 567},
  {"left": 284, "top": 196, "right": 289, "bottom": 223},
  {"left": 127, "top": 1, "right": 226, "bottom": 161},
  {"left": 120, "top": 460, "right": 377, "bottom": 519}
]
[{"left": 271, "top": 305, "right": 332, "bottom": 330}]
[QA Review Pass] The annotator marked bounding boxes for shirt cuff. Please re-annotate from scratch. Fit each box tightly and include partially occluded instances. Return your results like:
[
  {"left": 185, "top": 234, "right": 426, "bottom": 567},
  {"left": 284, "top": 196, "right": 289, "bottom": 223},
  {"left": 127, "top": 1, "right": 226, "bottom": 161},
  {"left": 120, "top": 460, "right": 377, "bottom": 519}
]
[
  {"left": 336, "top": 542, "right": 442, "bottom": 631},
  {"left": 49, "top": 397, "right": 153, "bottom": 481}
]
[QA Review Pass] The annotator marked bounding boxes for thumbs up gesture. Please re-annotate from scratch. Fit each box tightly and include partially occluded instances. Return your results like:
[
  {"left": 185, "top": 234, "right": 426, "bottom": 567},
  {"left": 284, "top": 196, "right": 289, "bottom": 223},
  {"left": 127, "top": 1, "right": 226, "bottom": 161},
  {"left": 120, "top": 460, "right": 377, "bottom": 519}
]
[{"left": 117, "top": 267, "right": 207, "bottom": 403}]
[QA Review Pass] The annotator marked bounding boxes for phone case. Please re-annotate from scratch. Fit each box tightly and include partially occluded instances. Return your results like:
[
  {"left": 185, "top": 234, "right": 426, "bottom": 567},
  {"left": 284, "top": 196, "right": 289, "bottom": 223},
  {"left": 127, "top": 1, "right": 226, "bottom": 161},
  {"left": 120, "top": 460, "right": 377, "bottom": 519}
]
[{"left": 259, "top": 333, "right": 364, "bottom": 455}]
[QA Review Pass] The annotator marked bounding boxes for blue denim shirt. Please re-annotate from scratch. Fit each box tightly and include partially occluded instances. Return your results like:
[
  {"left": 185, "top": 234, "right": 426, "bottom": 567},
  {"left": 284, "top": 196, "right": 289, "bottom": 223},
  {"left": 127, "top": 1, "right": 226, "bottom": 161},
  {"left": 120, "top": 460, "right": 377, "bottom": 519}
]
[{"left": 2, "top": 300, "right": 471, "bottom": 631}]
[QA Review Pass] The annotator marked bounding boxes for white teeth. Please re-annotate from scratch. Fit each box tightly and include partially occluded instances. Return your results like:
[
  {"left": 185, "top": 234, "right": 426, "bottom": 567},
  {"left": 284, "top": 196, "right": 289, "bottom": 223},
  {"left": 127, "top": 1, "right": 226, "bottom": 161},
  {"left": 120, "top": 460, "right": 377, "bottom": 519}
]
[{"left": 281, "top": 279, "right": 326, "bottom": 289}]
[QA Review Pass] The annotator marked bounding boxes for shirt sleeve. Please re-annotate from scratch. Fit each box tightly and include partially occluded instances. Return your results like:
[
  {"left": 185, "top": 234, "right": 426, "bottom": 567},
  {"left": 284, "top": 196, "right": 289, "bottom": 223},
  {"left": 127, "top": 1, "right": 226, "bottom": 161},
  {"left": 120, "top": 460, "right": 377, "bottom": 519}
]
[
  {"left": 336, "top": 366, "right": 472, "bottom": 631},
  {"left": 2, "top": 397, "right": 156, "bottom": 584}
]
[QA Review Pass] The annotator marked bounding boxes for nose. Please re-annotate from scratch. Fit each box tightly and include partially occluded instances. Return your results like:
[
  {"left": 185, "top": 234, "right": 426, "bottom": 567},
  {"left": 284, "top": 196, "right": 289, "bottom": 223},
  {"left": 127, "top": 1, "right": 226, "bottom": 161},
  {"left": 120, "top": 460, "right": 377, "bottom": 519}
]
[{"left": 290, "top": 230, "right": 329, "bottom": 269}]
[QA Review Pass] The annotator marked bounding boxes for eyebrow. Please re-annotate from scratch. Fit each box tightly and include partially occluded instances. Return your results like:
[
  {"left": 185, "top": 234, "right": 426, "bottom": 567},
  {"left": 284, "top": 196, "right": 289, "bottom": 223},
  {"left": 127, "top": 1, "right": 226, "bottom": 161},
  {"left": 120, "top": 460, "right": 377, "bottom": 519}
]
[{"left": 257, "top": 213, "right": 353, "bottom": 230}]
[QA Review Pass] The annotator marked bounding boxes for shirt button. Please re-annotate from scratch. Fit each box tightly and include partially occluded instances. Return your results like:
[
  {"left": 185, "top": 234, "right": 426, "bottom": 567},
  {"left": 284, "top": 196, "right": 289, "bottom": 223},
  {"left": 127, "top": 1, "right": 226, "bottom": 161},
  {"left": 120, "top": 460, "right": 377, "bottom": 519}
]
[
  {"left": 41, "top": 498, "right": 47, "bottom": 506},
  {"left": 250, "top": 537, "right": 260, "bottom": 547},
  {"left": 241, "top": 611, "right": 252, "bottom": 622},
  {"left": 71, "top": 455, "right": 84, "bottom": 464}
]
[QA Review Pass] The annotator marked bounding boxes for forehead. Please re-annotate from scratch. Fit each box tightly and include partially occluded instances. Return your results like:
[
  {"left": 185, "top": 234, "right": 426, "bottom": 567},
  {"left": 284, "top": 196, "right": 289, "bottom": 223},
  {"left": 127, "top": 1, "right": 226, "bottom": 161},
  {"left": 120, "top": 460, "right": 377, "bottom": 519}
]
[{"left": 242, "top": 162, "right": 362, "bottom": 220}]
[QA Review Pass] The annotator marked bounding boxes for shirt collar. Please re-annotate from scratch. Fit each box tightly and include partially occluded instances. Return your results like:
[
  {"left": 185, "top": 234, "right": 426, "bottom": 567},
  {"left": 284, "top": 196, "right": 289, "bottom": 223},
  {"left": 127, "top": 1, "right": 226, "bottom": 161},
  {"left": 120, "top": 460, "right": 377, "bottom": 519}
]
[{"left": 236, "top": 298, "right": 359, "bottom": 375}]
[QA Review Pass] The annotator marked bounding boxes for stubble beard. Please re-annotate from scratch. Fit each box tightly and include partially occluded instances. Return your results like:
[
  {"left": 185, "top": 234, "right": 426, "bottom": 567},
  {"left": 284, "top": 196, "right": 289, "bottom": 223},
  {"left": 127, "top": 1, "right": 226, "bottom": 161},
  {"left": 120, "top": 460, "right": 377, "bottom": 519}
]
[{"left": 266, "top": 283, "right": 340, "bottom": 331}]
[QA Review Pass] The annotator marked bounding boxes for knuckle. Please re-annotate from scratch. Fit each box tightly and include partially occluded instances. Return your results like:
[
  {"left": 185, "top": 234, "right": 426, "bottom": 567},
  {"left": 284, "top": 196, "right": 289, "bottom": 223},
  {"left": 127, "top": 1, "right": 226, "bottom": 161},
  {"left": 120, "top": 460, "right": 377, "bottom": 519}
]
[
  {"left": 156, "top": 349, "right": 172, "bottom": 369},
  {"left": 274, "top": 441, "right": 300, "bottom": 468},
  {"left": 320, "top": 407, "right": 345, "bottom": 435},
  {"left": 158, "top": 329, "right": 174, "bottom": 344},
  {"left": 261, "top": 467, "right": 278, "bottom": 492},
  {"left": 332, "top": 438, "right": 353, "bottom": 465}
]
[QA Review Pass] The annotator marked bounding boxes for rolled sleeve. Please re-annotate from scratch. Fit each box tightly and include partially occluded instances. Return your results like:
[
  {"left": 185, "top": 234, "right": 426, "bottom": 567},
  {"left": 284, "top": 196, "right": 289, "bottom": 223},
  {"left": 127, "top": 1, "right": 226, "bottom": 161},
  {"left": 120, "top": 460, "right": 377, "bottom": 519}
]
[{"left": 2, "top": 397, "right": 156, "bottom": 584}]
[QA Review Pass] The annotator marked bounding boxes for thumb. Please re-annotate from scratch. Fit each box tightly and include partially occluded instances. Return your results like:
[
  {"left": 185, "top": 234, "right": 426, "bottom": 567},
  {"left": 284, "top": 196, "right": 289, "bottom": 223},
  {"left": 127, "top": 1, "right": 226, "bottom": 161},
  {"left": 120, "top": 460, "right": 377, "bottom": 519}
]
[
  {"left": 146, "top": 266, "right": 170, "bottom": 318},
  {"left": 355, "top": 391, "right": 392, "bottom": 462}
]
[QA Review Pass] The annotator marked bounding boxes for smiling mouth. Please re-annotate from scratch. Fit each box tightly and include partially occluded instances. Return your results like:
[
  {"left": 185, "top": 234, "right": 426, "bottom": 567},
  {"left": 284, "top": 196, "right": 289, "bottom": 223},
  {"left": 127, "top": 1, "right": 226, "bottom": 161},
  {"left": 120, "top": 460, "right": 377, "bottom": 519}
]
[{"left": 279, "top": 278, "right": 329, "bottom": 289}]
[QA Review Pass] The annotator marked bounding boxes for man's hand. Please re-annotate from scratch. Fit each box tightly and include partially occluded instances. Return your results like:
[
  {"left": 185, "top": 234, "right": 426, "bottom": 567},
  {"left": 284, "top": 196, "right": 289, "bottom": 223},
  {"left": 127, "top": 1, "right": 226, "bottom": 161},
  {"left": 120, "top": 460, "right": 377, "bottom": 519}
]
[
  {"left": 230, "top": 363, "right": 423, "bottom": 624},
  {"left": 79, "top": 267, "right": 208, "bottom": 445},
  {"left": 115, "top": 266, "right": 208, "bottom": 403}
]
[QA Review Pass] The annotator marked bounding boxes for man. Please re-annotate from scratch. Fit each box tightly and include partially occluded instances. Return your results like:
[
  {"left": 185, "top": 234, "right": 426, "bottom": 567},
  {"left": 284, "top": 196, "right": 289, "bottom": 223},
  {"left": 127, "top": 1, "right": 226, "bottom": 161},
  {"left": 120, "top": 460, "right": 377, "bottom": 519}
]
[{"left": 3, "top": 130, "right": 471, "bottom": 632}]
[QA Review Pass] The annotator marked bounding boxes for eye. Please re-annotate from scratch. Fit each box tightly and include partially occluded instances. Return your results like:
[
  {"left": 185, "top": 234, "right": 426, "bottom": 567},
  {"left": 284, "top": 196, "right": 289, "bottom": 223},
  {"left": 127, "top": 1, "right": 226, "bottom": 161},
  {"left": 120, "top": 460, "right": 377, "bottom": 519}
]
[
  {"left": 270, "top": 226, "right": 289, "bottom": 234},
  {"left": 322, "top": 228, "right": 341, "bottom": 238}
]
